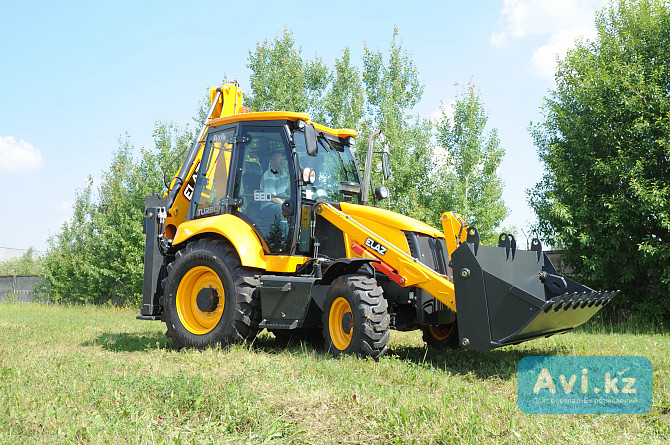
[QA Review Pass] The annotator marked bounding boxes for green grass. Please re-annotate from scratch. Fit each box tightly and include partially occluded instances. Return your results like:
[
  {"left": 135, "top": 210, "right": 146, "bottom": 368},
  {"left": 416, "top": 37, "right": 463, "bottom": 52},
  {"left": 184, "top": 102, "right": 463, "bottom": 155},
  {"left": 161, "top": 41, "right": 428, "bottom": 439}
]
[{"left": 0, "top": 303, "right": 668, "bottom": 444}]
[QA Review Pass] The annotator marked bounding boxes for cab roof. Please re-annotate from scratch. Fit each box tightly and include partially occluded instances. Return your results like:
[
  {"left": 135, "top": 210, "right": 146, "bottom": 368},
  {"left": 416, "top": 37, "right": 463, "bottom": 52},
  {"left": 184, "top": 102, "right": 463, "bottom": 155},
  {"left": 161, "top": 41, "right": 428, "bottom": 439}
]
[{"left": 208, "top": 111, "right": 357, "bottom": 139}]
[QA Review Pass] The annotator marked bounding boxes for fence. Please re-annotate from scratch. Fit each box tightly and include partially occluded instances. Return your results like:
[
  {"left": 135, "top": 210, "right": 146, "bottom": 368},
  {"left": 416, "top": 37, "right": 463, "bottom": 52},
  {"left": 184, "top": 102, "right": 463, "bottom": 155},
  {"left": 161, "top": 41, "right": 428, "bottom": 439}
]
[{"left": 0, "top": 275, "right": 49, "bottom": 303}]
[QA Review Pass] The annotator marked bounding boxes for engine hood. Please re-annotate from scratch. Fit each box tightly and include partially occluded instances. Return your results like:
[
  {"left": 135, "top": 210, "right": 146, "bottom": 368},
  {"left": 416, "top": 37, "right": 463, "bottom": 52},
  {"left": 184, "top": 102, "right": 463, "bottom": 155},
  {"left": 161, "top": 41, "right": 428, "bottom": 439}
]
[{"left": 338, "top": 202, "right": 443, "bottom": 238}]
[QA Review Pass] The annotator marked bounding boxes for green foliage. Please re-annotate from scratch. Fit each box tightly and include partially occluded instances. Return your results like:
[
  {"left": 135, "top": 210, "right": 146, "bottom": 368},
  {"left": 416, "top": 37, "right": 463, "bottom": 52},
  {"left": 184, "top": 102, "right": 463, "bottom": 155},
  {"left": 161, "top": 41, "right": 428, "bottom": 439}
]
[
  {"left": 434, "top": 83, "right": 508, "bottom": 244},
  {"left": 321, "top": 47, "right": 364, "bottom": 130},
  {"left": 245, "top": 29, "right": 507, "bottom": 232},
  {"left": 246, "top": 28, "right": 437, "bottom": 224},
  {"left": 0, "top": 248, "right": 43, "bottom": 276},
  {"left": 359, "top": 31, "right": 434, "bottom": 223},
  {"left": 528, "top": 0, "right": 670, "bottom": 320},
  {"left": 43, "top": 123, "right": 191, "bottom": 305},
  {"left": 245, "top": 28, "right": 329, "bottom": 116}
]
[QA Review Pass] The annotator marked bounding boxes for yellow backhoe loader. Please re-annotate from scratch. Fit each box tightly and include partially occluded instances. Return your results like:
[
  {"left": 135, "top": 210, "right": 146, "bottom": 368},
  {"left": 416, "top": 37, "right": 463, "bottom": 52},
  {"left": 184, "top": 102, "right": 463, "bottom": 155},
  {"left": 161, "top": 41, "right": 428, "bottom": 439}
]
[{"left": 138, "top": 83, "right": 617, "bottom": 358}]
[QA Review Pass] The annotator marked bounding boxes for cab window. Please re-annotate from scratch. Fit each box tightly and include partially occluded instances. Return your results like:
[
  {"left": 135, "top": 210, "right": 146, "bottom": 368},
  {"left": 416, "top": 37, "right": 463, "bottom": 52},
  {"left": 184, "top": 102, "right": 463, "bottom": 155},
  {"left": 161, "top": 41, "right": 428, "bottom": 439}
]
[
  {"left": 189, "top": 127, "right": 235, "bottom": 220},
  {"left": 295, "top": 133, "right": 360, "bottom": 203}
]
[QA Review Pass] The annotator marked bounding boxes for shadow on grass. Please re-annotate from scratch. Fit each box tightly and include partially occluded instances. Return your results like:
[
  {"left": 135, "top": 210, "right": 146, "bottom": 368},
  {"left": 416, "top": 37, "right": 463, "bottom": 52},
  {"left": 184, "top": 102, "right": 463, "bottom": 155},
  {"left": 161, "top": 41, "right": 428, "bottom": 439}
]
[
  {"left": 386, "top": 343, "right": 568, "bottom": 380},
  {"left": 82, "top": 331, "right": 169, "bottom": 352},
  {"left": 82, "top": 329, "right": 572, "bottom": 382},
  {"left": 83, "top": 330, "right": 307, "bottom": 354},
  {"left": 249, "top": 332, "right": 326, "bottom": 355},
  {"left": 251, "top": 332, "right": 565, "bottom": 381}
]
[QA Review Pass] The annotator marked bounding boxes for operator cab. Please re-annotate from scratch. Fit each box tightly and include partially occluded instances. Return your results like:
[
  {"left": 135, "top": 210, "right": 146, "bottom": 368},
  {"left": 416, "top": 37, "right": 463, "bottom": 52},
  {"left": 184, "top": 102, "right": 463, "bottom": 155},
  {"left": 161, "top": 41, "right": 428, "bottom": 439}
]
[{"left": 185, "top": 116, "right": 360, "bottom": 256}]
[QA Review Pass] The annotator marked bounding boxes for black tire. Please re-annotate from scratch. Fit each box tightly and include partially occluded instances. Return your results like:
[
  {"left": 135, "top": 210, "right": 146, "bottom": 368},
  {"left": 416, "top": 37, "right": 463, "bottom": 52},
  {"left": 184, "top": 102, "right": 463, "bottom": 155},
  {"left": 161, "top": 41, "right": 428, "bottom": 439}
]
[
  {"left": 162, "top": 238, "right": 260, "bottom": 349},
  {"left": 422, "top": 320, "right": 459, "bottom": 349},
  {"left": 322, "top": 275, "right": 390, "bottom": 359}
]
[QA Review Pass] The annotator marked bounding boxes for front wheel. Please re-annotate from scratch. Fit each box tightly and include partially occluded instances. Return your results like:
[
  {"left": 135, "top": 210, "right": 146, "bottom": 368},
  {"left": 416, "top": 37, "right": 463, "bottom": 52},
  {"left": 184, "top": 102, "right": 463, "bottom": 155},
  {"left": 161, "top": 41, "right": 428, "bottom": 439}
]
[
  {"left": 162, "top": 238, "right": 260, "bottom": 349},
  {"left": 322, "top": 275, "right": 390, "bottom": 359},
  {"left": 422, "top": 320, "right": 459, "bottom": 349}
]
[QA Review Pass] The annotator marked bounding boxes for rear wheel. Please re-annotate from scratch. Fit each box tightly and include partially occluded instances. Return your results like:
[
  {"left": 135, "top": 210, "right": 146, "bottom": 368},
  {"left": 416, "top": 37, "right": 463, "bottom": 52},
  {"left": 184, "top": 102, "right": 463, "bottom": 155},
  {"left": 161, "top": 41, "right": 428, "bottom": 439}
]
[
  {"left": 422, "top": 320, "right": 459, "bottom": 349},
  {"left": 162, "top": 238, "right": 260, "bottom": 349},
  {"left": 322, "top": 275, "right": 389, "bottom": 359}
]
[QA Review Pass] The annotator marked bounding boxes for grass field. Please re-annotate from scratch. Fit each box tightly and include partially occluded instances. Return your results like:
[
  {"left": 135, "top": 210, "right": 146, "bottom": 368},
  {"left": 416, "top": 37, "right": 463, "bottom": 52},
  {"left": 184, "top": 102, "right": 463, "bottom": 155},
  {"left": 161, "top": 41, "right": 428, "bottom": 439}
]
[{"left": 0, "top": 303, "right": 668, "bottom": 444}]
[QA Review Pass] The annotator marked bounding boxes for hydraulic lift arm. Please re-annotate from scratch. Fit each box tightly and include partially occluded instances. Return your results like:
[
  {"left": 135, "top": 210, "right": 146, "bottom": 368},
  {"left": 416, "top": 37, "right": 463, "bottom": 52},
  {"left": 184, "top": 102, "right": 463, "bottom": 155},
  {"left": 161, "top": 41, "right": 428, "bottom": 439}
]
[{"left": 315, "top": 202, "right": 457, "bottom": 311}]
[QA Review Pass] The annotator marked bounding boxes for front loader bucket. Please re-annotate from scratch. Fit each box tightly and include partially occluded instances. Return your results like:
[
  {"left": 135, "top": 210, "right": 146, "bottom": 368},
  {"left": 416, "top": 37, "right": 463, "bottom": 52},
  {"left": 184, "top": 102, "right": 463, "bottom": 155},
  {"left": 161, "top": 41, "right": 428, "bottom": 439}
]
[{"left": 450, "top": 241, "right": 618, "bottom": 352}]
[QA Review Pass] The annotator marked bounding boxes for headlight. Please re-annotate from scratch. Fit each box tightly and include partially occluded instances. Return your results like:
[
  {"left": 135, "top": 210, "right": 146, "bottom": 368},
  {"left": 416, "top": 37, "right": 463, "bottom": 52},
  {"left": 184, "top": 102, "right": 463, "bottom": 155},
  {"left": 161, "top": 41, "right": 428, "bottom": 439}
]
[
  {"left": 301, "top": 167, "right": 316, "bottom": 184},
  {"left": 374, "top": 185, "right": 389, "bottom": 200}
]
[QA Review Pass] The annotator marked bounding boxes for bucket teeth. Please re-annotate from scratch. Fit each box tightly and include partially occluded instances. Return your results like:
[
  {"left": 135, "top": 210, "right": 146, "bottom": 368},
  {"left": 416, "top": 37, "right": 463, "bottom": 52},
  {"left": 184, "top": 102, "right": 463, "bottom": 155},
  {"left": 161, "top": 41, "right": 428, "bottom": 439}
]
[
  {"left": 548, "top": 290, "right": 618, "bottom": 312},
  {"left": 562, "top": 292, "right": 580, "bottom": 310},
  {"left": 572, "top": 292, "right": 590, "bottom": 309},
  {"left": 552, "top": 293, "right": 573, "bottom": 311},
  {"left": 579, "top": 292, "right": 596, "bottom": 308}
]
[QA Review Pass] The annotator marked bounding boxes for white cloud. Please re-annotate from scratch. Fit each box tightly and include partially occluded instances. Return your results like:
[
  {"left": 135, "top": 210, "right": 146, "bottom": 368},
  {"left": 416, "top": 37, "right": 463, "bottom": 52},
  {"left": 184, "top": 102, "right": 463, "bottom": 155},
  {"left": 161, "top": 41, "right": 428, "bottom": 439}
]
[
  {"left": 530, "top": 26, "right": 598, "bottom": 80},
  {"left": 0, "top": 136, "right": 45, "bottom": 172},
  {"left": 492, "top": 0, "right": 607, "bottom": 82}
]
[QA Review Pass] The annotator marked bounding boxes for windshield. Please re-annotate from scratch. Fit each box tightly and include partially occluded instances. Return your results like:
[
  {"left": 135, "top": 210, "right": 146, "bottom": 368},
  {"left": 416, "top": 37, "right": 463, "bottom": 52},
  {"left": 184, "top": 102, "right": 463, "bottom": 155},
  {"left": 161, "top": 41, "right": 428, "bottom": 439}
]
[{"left": 295, "top": 133, "right": 360, "bottom": 203}]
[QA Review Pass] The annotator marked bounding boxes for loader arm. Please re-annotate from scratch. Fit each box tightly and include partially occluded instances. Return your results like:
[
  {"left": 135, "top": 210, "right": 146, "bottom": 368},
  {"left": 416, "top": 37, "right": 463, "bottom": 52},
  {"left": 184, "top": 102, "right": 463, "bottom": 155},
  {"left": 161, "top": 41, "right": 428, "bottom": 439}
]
[
  {"left": 315, "top": 202, "right": 457, "bottom": 310},
  {"left": 316, "top": 201, "right": 618, "bottom": 351}
]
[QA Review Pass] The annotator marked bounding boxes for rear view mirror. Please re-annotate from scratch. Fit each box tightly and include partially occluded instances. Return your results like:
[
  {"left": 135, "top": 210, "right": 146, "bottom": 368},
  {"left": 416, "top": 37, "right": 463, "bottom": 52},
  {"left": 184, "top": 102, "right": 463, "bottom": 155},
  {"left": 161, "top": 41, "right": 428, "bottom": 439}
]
[
  {"left": 339, "top": 181, "right": 361, "bottom": 197},
  {"left": 304, "top": 123, "right": 318, "bottom": 157},
  {"left": 382, "top": 151, "right": 391, "bottom": 180}
]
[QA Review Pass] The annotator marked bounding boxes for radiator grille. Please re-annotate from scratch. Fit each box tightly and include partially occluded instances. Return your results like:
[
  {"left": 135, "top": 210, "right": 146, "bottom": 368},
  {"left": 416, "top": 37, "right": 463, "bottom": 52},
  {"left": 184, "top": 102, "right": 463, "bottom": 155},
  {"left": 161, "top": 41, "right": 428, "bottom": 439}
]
[{"left": 404, "top": 232, "right": 448, "bottom": 275}]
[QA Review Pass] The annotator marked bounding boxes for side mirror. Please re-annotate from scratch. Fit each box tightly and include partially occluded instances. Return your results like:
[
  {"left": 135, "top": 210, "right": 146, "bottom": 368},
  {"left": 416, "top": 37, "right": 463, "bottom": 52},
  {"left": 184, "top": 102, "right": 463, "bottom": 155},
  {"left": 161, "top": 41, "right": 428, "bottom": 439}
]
[
  {"left": 382, "top": 151, "right": 391, "bottom": 180},
  {"left": 304, "top": 123, "right": 318, "bottom": 157},
  {"left": 339, "top": 181, "right": 361, "bottom": 197}
]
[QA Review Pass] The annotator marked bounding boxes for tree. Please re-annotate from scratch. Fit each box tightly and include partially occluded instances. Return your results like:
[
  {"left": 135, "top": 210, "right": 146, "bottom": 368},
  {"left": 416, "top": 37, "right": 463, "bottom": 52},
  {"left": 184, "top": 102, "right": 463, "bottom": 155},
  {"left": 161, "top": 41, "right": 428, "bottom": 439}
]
[
  {"left": 245, "top": 28, "right": 329, "bottom": 116},
  {"left": 246, "top": 28, "right": 434, "bottom": 222},
  {"left": 321, "top": 47, "right": 365, "bottom": 130},
  {"left": 43, "top": 123, "right": 191, "bottom": 305},
  {"left": 528, "top": 0, "right": 670, "bottom": 320},
  {"left": 359, "top": 30, "right": 434, "bottom": 222},
  {"left": 0, "top": 248, "right": 43, "bottom": 276},
  {"left": 433, "top": 83, "right": 508, "bottom": 244}
]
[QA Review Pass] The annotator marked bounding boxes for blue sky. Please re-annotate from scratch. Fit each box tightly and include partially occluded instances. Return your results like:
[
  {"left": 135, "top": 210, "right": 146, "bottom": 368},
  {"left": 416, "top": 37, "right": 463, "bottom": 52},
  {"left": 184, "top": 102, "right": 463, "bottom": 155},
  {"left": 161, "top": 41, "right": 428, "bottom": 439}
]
[{"left": 0, "top": 0, "right": 607, "bottom": 252}]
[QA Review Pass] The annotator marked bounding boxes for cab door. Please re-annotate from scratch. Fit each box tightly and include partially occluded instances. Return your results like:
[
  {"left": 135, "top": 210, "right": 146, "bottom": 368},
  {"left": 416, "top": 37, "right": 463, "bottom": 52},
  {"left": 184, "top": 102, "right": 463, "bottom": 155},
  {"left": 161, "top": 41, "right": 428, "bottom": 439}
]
[{"left": 232, "top": 124, "right": 297, "bottom": 254}]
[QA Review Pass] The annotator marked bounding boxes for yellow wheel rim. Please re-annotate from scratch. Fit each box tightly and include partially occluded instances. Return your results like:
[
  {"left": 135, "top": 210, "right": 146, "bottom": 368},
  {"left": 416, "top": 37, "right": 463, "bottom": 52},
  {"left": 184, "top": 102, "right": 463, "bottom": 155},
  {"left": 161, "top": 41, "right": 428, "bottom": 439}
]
[
  {"left": 329, "top": 297, "right": 353, "bottom": 351},
  {"left": 176, "top": 266, "right": 224, "bottom": 335},
  {"left": 429, "top": 324, "right": 454, "bottom": 341}
]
